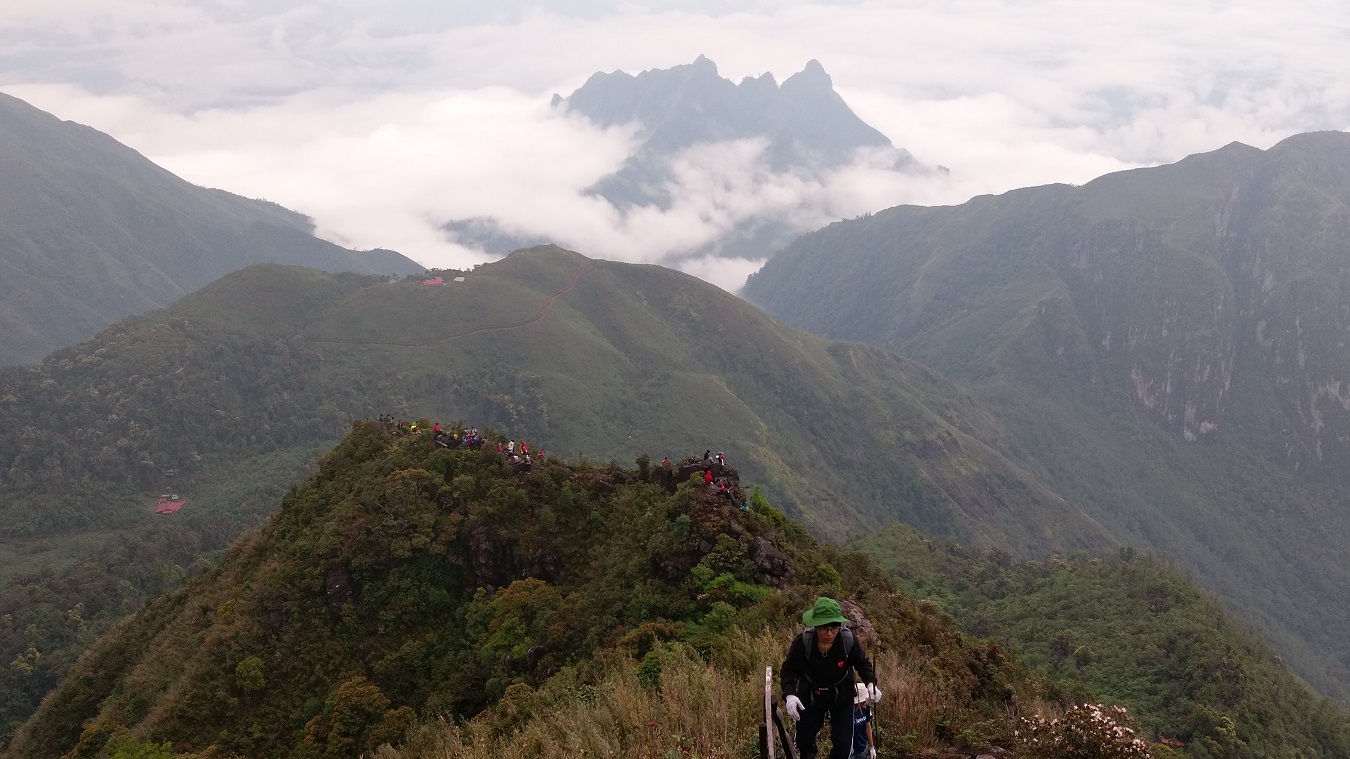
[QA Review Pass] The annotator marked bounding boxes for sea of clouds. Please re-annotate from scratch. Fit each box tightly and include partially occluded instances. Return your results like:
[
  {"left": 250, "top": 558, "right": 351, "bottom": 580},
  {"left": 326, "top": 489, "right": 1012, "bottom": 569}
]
[{"left": 2, "top": 0, "right": 1348, "bottom": 292}]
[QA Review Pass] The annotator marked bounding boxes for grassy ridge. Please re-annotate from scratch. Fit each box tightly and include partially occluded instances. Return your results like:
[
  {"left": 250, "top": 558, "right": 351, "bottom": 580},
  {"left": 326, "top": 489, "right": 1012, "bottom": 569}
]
[
  {"left": 6, "top": 423, "right": 1039, "bottom": 759},
  {"left": 0, "top": 248, "right": 1117, "bottom": 549}
]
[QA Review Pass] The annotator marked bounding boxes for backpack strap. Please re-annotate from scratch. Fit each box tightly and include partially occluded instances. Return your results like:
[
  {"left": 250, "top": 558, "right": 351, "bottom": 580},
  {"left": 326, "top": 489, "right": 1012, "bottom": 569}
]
[
  {"left": 799, "top": 627, "right": 857, "bottom": 692},
  {"left": 800, "top": 627, "right": 855, "bottom": 660}
]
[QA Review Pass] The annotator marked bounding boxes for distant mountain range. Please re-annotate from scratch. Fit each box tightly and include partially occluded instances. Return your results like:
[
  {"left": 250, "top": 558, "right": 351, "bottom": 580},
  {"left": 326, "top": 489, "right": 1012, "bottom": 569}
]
[
  {"left": 745, "top": 130, "right": 1350, "bottom": 703},
  {"left": 447, "top": 57, "right": 925, "bottom": 261},
  {"left": 0, "top": 92, "right": 423, "bottom": 366}
]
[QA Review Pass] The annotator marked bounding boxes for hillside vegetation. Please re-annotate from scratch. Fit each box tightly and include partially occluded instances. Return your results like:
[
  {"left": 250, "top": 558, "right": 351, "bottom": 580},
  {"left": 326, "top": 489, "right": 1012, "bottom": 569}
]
[
  {"left": 0, "top": 246, "right": 1121, "bottom": 736},
  {"left": 0, "top": 247, "right": 1123, "bottom": 551},
  {"left": 6, "top": 422, "right": 1041, "bottom": 759},
  {"left": 856, "top": 524, "right": 1350, "bottom": 758},
  {"left": 744, "top": 132, "right": 1350, "bottom": 702},
  {"left": 0, "top": 92, "right": 420, "bottom": 366}
]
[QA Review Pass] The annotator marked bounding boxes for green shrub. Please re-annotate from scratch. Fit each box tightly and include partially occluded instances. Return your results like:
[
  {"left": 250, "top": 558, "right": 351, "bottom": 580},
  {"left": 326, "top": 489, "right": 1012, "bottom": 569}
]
[
  {"left": 106, "top": 736, "right": 178, "bottom": 759},
  {"left": 235, "top": 655, "right": 266, "bottom": 692}
]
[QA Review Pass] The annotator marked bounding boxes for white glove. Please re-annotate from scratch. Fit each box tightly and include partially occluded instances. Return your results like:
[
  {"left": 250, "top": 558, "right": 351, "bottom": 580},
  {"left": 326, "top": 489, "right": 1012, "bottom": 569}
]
[
  {"left": 868, "top": 683, "right": 882, "bottom": 704},
  {"left": 785, "top": 695, "right": 804, "bottom": 721}
]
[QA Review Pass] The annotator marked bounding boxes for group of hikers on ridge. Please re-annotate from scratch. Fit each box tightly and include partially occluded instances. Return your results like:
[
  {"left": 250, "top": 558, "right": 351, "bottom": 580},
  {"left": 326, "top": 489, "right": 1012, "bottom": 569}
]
[
  {"left": 376, "top": 416, "right": 743, "bottom": 505},
  {"left": 375, "top": 416, "right": 544, "bottom": 467},
  {"left": 662, "top": 448, "right": 742, "bottom": 507}
]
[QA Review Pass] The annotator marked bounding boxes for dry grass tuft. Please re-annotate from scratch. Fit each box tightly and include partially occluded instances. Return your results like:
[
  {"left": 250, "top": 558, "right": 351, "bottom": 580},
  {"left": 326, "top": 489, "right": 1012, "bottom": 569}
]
[{"left": 373, "top": 628, "right": 1020, "bottom": 759}]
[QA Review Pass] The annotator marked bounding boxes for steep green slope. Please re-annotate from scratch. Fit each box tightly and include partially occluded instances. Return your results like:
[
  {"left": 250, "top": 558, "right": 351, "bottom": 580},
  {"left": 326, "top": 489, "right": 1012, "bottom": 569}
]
[
  {"left": 743, "top": 132, "right": 1350, "bottom": 702},
  {"left": 0, "top": 247, "right": 1113, "bottom": 552},
  {"left": 856, "top": 524, "right": 1350, "bottom": 758},
  {"left": 0, "top": 246, "right": 1121, "bottom": 737},
  {"left": 0, "top": 92, "right": 421, "bottom": 366},
  {"left": 6, "top": 422, "right": 1039, "bottom": 759}
]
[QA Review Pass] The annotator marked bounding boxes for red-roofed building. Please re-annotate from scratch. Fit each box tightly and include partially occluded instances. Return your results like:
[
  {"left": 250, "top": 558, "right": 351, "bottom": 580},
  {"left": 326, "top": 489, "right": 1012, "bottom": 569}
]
[{"left": 156, "top": 494, "right": 186, "bottom": 514}]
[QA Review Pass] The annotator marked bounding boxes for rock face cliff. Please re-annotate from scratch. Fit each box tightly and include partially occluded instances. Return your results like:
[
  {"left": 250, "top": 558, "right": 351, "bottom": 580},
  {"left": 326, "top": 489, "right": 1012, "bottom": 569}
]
[
  {"left": 743, "top": 131, "right": 1350, "bottom": 702},
  {"left": 748, "top": 131, "right": 1350, "bottom": 478}
]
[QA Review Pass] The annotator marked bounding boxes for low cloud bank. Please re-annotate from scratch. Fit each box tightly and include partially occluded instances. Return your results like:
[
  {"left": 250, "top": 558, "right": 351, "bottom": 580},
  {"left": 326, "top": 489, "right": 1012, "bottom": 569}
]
[
  {"left": 5, "top": 1, "right": 1350, "bottom": 290},
  {"left": 9, "top": 82, "right": 943, "bottom": 290}
]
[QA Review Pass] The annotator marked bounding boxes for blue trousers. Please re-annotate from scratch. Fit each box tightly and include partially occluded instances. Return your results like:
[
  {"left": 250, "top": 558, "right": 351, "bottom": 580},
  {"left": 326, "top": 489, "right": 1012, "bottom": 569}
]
[{"left": 795, "top": 695, "right": 854, "bottom": 759}]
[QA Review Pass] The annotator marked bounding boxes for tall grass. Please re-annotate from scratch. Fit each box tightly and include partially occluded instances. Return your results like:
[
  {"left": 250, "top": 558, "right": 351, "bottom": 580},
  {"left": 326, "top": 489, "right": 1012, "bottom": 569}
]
[{"left": 373, "top": 628, "right": 1020, "bottom": 759}]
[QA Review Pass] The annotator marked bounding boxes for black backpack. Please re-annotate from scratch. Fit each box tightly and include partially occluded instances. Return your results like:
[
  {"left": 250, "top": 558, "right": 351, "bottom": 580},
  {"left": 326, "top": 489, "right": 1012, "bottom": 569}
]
[
  {"left": 798, "top": 626, "right": 858, "bottom": 696},
  {"left": 800, "top": 626, "right": 855, "bottom": 659}
]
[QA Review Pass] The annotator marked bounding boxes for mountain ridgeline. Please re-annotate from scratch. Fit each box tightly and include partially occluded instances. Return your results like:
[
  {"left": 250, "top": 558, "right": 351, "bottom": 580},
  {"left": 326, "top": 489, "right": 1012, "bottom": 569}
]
[
  {"left": 0, "top": 246, "right": 1119, "bottom": 736},
  {"left": 5, "top": 422, "right": 1038, "bottom": 759},
  {"left": 0, "top": 247, "right": 1115, "bottom": 554},
  {"left": 0, "top": 92, "right": 422, "bottom": 367},
  {"left": 744, "top": 131, "right": 1350, "bottom": 702},
  {"left": 10, "top": 423, "right": 1349, "bottom": 759}
]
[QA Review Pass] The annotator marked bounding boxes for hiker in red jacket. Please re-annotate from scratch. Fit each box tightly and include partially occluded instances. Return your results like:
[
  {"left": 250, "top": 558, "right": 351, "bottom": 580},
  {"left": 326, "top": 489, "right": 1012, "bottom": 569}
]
[{"left": 704, "top": 470, "right": 713, "bottom": 485}]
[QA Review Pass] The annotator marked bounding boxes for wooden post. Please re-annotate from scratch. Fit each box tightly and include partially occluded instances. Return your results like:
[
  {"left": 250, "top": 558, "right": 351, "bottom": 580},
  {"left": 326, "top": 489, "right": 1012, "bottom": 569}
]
[{"left": 763, "top": 666, "right": 775, "bottom": 758}]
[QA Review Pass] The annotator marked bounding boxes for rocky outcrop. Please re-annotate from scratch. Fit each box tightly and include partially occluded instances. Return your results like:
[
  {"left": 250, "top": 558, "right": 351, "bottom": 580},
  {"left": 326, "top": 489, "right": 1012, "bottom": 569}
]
[
  {"left": 838, "top": 598, "right": 879, "bottom": 651},
  {"left": 748, "top": 537, "right": 795, "bottom": 587}
]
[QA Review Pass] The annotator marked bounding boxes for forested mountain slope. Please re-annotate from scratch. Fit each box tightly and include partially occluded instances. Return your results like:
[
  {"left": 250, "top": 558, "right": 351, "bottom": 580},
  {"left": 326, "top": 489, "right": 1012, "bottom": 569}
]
[
  {"left": 0, "top": 246, "right": 1111, "bottom": 552},
  {"left": 855, "top": 523, "right": 1350, "bottom": 758},
  {"left": 0, "top": 246, "right": 1118, "bottom": 737},
  {"left": 5, "top": 422, "right": 1042, "bottom": 759},
  {"left": 12, "top": 424, "right": 1348, "bottom": 759},
  {"left": 743, "top": 131, "right": 1350, "bottom": 702},
  {"left": 0, "top": 92, "right": 421, "bottom": 366}
]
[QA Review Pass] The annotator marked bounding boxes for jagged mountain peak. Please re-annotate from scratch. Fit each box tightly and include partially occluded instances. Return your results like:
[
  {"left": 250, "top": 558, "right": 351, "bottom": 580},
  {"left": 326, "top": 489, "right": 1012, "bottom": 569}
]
[
  {"left": 738, "top": 70, "right": 778, "bottom": 90},
  {"left": 457, "top": 57, "right": 921, "bottom": 260},
  {"left": 783, "top": 57, "right": 833, "bottom": 90}
]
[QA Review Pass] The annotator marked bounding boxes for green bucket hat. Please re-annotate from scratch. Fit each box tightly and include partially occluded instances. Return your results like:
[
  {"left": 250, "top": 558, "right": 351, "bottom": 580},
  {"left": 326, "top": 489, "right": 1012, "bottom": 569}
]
[{"left": 802, "top": 597, "right": 848, "bottom": 627}]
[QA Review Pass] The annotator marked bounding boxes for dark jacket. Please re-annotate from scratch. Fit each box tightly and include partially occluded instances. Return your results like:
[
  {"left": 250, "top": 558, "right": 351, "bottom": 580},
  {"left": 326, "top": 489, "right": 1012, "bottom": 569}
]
[{"left": 781, "top": 629, "right": 875, "bottom": 708}]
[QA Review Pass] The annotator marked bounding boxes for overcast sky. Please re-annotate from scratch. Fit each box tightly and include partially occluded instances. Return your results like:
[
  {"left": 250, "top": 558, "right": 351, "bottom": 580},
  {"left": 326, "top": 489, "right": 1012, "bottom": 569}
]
[{"left": 3, "top": 0, "right": 1349, "bottom": 291}]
